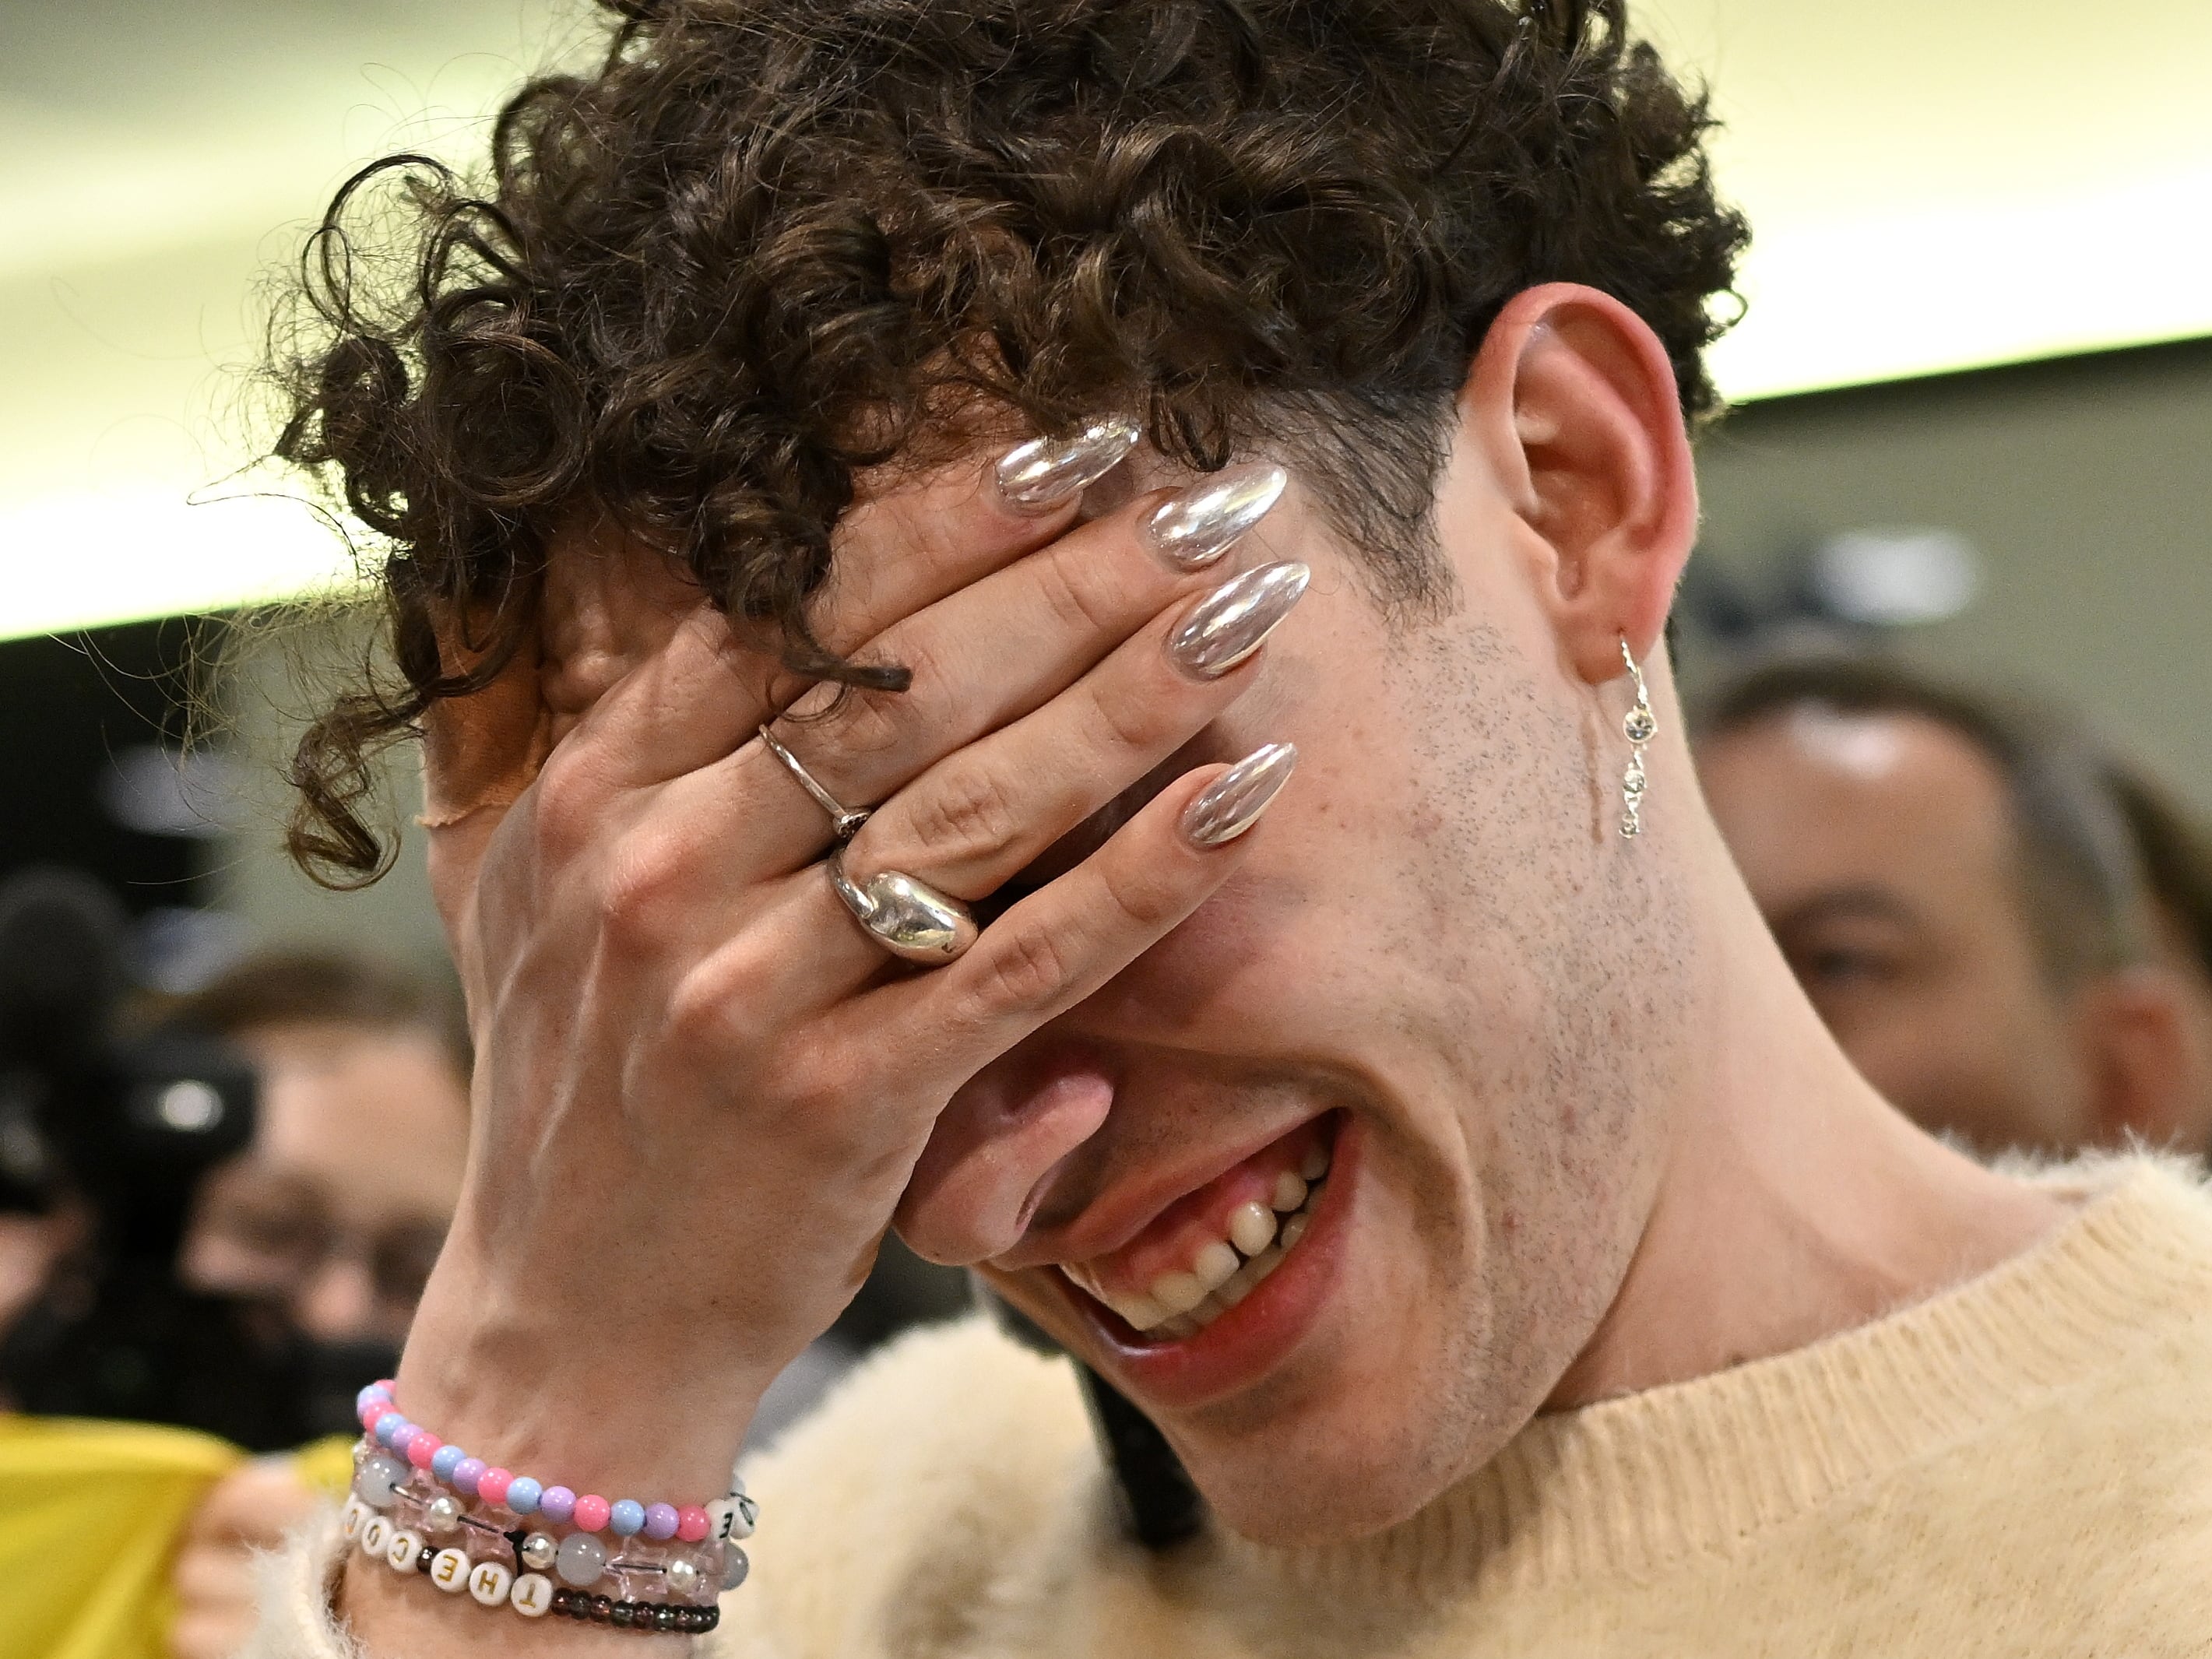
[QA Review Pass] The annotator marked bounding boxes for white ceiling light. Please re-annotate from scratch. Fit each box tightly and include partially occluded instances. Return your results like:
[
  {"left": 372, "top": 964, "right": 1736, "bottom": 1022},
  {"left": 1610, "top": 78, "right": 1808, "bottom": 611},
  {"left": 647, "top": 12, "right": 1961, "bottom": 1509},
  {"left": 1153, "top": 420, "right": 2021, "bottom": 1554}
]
[{"left": 0, "top": 486, "right": 365, "bottom": 639}]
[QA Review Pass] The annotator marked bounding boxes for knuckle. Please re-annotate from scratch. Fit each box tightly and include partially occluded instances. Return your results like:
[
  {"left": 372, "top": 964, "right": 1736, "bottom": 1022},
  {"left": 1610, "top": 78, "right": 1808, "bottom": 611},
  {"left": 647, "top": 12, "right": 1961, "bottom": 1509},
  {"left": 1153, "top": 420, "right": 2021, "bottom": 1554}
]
[
  {"left": 1097, "top": 856, "right": 1183, "bottom": 932},
  {"left": 529, "top": 752, "right": 598, "bottom": 859},
  {"left": 768, "top": 1028, "right": 849, "bottom": 1106},
  {"left": 968, "top": 916, "right": 1076, "bottom": 1014},
  {"left": 768, "top": 1040, "right": 874, "bottom": 1153},
  {"left": 902, "top": 764, "right": 1023, "bottom": 865},
  {"left": 1086, "top": 675, "right": 1177, "bottom": 754},
  {"left": 593, "top": 832, "right": 690, "bottom": 951},
  {"left": 779, "top": 1065, "right": 853, "bottom": 1129},
  {"left": 1032, "top": 553, "right": 1122, "bottom": 639},
  {"left": 664, "top": 951, "right": 769, "bottom": 1056},
  {"left": 808, "top": 675, "right": 916, "bottom": 764}
]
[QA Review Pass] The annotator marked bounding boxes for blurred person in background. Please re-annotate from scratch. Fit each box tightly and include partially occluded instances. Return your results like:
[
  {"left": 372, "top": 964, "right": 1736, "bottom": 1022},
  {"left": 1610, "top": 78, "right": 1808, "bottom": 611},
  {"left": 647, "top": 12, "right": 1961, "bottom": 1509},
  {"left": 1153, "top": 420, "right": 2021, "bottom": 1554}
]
[
  {"left": 0, "top": 944, "right": 471, "bottom": 1659},
  {"left": 1696, "top": 652, "right": 2209, "bottom": 1158},
  {"left": 160, "top": 951, "right": 471, "bottom": 1659},
  {"left": 163, "top": 951, "right": 470, "bottom": 1365}
]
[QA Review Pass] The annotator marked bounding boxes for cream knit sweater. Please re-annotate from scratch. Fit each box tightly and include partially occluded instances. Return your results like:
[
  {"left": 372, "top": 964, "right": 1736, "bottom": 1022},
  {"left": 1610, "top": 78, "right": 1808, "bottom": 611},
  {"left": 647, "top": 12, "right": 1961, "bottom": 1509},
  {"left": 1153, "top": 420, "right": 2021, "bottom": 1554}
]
[{"left": 254, "top": 1159, "right": 2212, "bottom": 1657}]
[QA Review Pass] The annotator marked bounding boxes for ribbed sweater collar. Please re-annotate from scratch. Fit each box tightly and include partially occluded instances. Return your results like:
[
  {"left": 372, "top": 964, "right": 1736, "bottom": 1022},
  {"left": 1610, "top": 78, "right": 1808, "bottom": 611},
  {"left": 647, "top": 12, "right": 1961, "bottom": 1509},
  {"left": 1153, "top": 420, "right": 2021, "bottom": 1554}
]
[{"left": 1222, "top": 1159, "right": 2212, "bottom": 1601}]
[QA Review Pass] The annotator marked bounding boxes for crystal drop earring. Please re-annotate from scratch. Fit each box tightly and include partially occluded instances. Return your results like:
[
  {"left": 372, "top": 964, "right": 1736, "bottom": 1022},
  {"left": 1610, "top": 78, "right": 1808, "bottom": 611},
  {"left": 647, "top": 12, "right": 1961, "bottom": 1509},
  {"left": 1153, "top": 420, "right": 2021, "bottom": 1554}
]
[{"left": 1618, "top": 637, "right": 1655, "bottom": 838}]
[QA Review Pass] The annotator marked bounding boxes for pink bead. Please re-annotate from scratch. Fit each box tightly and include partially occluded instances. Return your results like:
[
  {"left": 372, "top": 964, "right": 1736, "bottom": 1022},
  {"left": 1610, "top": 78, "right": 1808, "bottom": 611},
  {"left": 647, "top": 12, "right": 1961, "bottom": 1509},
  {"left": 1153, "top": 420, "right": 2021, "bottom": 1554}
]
[
  {"left": 406, "top": 1433, "right": 442, "bottom": 1469},
  {"left": 357, "top": 1400, "right": 382, "bottom": 1430},
  {"left": 571, "top": 1493, "right": 610, "bottom": 1533},
  {"left": 477, "top": 1467, "right": 513, "bottom": 1506},
  {"left": 674, "top": 1506, "right": 710, "bottom": 1544}
]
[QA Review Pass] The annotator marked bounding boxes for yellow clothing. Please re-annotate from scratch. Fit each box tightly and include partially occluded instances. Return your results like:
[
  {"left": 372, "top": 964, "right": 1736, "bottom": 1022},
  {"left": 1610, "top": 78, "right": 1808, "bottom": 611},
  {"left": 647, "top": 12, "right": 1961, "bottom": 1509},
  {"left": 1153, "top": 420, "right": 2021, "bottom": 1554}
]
[
  {"left": 0, "top": 1420, "right": 353, "bottom": 1659},
  {"left": 0, "top": 1416, "right": 239, "bottom": 1659},
  {"left": 251, "top": 1159, "right": 2212, "bottom": 1657}
]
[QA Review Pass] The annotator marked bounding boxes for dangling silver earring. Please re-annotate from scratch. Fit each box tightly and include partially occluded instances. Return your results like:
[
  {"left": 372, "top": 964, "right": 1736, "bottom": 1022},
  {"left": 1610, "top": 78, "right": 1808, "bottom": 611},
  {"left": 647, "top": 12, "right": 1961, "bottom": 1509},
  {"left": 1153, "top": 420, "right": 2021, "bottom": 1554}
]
[{"left": 1618, "top": 637, "right": 1655, "bottom": 838}]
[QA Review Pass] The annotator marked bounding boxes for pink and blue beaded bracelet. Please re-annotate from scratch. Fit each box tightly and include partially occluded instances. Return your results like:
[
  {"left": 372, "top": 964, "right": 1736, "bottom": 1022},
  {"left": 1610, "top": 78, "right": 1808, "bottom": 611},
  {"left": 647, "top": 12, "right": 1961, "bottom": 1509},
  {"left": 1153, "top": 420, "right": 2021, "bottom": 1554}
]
[{"left": 356, "top": 1381, "right": 755, "bottom": 1546}]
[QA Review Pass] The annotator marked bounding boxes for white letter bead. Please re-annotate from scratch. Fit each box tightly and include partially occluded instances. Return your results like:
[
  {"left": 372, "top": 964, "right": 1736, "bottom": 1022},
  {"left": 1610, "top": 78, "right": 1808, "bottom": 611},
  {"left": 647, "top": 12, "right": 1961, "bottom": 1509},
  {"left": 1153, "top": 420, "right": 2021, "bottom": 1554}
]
[
  {"left": 429, "top": 1548, "right": 469, "bottom": 1592},
  {"left": 509, "top": 1573, "right": 554, "bottom": 1617},
  {"left": 386, "top": 1529, "right": 424, "bottom": 1572},
  {"left": 339, "top": 1497, "right": 367, "bottom": 1540},
  {"left": 708, "top": 1496, "right": 755, "bottom": 1541},
  {"left": 467, "top": 1560, "right": 514, "bottom": 1607},
  {"left": 359, "top": 1517, "right": 391, "bottom": 1559}
]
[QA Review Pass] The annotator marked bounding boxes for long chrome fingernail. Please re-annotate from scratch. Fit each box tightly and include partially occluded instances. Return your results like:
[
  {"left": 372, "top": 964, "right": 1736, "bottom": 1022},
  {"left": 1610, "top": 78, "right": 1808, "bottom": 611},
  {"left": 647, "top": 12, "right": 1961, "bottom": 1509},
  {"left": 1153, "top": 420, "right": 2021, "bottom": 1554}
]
[
  {"left": 1183, "top": 743, "right": 1298, "bottom": 847},
  {"left": 1145, "top": 463, "right": 1289, "bottom": 571},
  {"left": 995, "top": 416, "right": 1143, "bottom": 513},
  {"left": 1169, "top": 561, "right": 1310, "bottom": 679}
]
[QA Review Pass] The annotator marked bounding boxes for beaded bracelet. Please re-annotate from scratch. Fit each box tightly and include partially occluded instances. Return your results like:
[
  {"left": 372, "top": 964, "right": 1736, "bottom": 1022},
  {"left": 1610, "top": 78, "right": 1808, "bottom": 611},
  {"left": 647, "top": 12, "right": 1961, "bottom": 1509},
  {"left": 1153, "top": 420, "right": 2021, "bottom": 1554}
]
[
  {"left": 344, "top": 1494, "right": 723, "bottom": 1634},
  {"left": 354, "top": 1382, "right": 758, "bottom": 1546},
  {"left": 347, "top": 1439, "right": 745, "bottom": 1633}
]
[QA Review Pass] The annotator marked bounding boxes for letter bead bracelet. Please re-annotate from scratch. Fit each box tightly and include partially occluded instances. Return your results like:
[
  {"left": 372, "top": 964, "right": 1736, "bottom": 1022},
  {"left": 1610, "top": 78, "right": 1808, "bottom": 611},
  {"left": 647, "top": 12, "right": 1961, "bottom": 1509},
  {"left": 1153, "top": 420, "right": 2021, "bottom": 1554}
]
[{"left": 346, "top": 1383, "right": 755, "bottom": 1634}]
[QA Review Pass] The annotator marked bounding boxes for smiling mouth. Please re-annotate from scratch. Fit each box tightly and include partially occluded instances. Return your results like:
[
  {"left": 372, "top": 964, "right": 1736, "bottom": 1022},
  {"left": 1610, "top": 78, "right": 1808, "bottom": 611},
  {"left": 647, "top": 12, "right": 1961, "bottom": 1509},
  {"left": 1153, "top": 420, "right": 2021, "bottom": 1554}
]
[{"left": 1057, "top": 1117, "right": 1335, "bottom": 1341}]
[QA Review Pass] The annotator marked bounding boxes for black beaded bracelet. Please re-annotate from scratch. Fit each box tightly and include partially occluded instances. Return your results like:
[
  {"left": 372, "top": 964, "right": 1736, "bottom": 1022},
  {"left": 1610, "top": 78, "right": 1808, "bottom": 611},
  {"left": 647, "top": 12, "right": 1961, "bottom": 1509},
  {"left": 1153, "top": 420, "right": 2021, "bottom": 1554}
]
[{"left": 548, "top": 1589, "right": 722, "bottom": 1633}]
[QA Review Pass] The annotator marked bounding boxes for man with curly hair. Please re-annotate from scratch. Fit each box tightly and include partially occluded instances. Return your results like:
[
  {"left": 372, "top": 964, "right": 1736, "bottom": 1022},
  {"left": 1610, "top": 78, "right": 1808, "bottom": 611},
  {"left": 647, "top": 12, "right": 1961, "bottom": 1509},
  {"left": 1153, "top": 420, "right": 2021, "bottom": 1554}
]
[{"left": 248, "top": 1, "right": 2212, "bottom": 1654}]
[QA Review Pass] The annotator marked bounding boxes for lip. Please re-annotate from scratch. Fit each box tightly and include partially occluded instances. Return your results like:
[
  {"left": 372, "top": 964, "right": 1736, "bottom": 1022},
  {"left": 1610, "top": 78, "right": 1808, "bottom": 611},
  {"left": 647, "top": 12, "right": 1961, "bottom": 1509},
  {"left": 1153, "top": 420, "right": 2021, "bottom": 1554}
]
[
  {"left": 1050, "top": 1113, "right": 1359, "bottom": 1411},
  {"left": 1015, "top": 1106, "right": 1331, "bottom": 1271}
]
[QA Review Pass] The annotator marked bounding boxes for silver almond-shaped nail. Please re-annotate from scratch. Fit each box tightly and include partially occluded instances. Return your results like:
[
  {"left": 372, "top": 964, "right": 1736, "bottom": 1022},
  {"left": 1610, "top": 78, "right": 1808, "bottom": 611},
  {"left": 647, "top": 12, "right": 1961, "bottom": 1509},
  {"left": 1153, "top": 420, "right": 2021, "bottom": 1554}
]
[
  {"left": 1168, "top": 561, "right": 1310, "bottom": 679},
  {"left": 1145, "top": 463, "right": 1289, "bottom": 571},
  {"left": 1183, "top": 743, "right": 1298, "bottom": 847},
  {"left": 994, "top": 416, "right": 1143, "bottom": 512}
]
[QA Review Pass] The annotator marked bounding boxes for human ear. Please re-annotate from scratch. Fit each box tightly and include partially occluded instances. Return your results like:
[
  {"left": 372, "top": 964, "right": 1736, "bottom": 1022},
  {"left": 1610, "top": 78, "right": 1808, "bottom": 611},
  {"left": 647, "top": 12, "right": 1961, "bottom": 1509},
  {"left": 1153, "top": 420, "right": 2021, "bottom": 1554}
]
[
  {"left": 2073, "top": 966, "right": 2207, "bottom": 1150},
  {"left": 1461, "top": 283, "right": 1698, "bottom": 686}
]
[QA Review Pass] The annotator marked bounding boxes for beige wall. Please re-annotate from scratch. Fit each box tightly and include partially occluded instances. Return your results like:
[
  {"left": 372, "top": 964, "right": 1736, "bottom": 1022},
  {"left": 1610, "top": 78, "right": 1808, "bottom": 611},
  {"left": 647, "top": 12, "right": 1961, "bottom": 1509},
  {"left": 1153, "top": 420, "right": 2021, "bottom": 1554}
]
[{"left": 211, "top": 612, "right": 450, "bottom": 972}]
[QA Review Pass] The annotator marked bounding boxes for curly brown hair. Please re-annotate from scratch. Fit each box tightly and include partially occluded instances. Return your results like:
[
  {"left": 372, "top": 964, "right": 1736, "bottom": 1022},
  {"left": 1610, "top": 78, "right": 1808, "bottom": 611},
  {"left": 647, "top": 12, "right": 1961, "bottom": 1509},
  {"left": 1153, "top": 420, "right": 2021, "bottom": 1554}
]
[{"left": 271, "top": 0, "right": 1746, "bottom": 884}]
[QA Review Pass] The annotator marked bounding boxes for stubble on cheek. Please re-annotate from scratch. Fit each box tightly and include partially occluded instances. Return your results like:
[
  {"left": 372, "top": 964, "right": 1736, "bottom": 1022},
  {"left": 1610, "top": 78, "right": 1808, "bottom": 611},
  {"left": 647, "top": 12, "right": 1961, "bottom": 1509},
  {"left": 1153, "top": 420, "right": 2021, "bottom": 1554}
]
[{"left": 1382, "top": 619, "right": 1686, "bottom": 1446}]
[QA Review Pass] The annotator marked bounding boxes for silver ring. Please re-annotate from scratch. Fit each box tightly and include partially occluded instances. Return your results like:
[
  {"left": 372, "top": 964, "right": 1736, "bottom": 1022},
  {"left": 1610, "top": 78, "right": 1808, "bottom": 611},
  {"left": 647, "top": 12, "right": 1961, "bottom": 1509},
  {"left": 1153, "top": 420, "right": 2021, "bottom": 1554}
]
[
  {"left": 758, "top": 726, "right": 871, "bottom": 842},
  {"left": 827, "top": 848, "right": 979, "bottom": 965}
]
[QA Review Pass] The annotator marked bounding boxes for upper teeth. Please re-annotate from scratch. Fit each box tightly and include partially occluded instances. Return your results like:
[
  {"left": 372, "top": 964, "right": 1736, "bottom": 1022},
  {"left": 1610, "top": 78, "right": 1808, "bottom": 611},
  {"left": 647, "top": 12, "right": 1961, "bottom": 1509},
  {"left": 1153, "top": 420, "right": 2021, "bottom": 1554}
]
[{"left": 1068, "top": 1142, "right": 1331, "bottom": 1337}]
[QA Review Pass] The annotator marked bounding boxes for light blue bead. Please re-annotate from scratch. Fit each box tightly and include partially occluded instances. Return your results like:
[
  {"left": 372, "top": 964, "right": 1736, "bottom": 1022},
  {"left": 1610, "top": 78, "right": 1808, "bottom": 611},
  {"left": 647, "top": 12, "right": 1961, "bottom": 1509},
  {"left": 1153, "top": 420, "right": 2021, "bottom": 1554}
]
[
  {"left": 506, "top": 1477, "right": 543, "bottom": 1515},
  {"left": 429, "top": 1444, "right": 466, "bottom": 1480},
  {"left": 373, "top": 1413, "right": 409, "bottom": 1449},
  {"left": 356, "top": 1383, "right": 390, "bottom": 1414},
  {"left": 607, "top": 1499, "right": 645, "bottom": 1537}
]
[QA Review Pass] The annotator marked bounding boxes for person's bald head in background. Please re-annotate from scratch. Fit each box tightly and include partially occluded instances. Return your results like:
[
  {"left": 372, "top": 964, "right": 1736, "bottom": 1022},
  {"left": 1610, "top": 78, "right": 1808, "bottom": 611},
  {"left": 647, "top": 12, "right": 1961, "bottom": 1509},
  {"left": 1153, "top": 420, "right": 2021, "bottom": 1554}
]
[{"left": 1695, "top": 652, "right": 2210, "bottom": 1158}]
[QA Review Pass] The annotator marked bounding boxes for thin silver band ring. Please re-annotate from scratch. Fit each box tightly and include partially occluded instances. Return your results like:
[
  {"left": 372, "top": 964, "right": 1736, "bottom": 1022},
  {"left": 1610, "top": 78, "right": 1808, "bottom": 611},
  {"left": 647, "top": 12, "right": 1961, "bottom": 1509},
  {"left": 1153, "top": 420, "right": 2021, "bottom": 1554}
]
[{"left": 758, "top": 725, "right": 872, "bottom": 842}]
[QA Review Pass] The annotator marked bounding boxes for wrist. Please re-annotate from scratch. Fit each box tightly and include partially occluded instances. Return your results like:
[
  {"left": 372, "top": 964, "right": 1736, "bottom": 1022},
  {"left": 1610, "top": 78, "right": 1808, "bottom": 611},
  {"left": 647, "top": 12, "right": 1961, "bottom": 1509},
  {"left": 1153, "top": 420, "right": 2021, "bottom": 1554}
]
[{"left": 395, "top": 1237, "right": 777, "bottom": 1503}]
